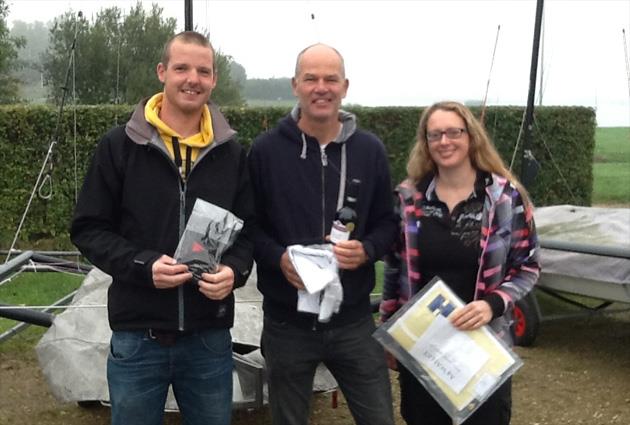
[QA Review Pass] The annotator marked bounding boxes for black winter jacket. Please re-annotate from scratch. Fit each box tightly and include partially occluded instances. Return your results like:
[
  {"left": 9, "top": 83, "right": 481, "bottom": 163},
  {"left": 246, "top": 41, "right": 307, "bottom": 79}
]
[
  {"left": 248, "top": 109, "right": 397, "bottom": 329},
  {"left": 71, "top": 100, "right": 254, "bottom": 332}
]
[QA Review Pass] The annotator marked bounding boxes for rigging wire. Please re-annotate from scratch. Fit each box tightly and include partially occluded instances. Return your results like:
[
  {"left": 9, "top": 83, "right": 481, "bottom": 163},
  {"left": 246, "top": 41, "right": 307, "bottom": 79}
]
[
  {"left": 1, "top": 260, "right": 86, "bottom": 286},
  {"left": 73, "top": 34, "right": 78, "bottom": 204},
  {"left": 510, "top": 110, "right": 579, "bottom": 204},
  {"left": 480, "top": 25, "right": 501, "bottom": 125},
  {"left": 23, "top": 260, "right": 87, "bottom": 275},
  {"left": 537, "top": 11, "right": 552, "bottom": 107},
  {"left": 508, "top": 109, "right": 528, "bottom": 172},
  {"left": 0, "top": 257, "right": 91, "bottom": 313},
  {"left": 532, "top": 117, "right": 579, "bottom": 204},
  {"left": 537, "top": 60, "right": 550, "bottom": 106},
  {"left": 538, "top": 10, "right": 545, "bottom": 106},
  {"left": 623, "top": 29, "right": 630, "bottom": 117},
  {"left": 6, "top": 144, "right": 57, "bottom": 264},
  {"left": 510, "top": 108, "right": 570, "bottom": 204},
  {"left": 4, "top": 12, "right": 82, "bottom": 264}
]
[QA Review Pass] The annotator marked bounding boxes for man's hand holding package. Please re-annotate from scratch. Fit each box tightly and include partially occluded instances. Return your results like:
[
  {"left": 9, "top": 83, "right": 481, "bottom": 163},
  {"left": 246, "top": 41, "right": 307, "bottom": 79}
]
[
  {"left": 199, "top": 264, "right": 235, "bottom": 300},
  {"left": 152, "top": 255, "right": 192, "bottom": 289}
]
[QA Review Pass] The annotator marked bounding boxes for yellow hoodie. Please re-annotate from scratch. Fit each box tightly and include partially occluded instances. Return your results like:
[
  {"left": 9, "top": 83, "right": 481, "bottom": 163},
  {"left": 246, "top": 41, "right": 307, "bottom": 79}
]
[{"left": 144, "top": 93, "right": 214, "bottom": 179}]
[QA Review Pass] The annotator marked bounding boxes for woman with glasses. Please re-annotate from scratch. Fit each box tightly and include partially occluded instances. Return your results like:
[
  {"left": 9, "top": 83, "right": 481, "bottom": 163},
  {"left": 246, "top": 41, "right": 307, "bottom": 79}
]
[{"left": 380, "top": 101, "right": 540, "bottom": 425}]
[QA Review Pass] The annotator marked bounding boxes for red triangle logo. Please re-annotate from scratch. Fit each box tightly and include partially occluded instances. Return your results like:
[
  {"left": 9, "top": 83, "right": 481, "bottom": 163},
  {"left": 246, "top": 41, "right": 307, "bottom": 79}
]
[{"left": 191, "top": 242, "right": 204, "bottom": 253}]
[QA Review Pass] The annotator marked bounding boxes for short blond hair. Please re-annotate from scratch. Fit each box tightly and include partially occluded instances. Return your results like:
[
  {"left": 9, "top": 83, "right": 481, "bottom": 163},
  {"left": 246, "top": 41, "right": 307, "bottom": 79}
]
[{"left": 160, "top": 31, "right": 215, "bottom": 69}]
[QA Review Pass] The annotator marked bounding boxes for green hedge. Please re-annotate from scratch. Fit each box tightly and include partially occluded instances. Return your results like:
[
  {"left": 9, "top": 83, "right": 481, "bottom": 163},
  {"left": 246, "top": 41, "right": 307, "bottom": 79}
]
[{"left": 0, "top": 104, "right": 595, "bottom": 250}]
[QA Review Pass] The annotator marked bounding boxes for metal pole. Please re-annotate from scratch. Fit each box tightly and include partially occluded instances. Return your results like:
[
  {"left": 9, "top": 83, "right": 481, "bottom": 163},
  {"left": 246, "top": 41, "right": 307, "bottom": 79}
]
[
  {"left": 0, "top": 303, "right": 54, "bottom": 327},
  {"left": 185, "top": 0, "right": 193, "bottom": 31},
  {"left": 520, "top": 0, "right": 544, "bottom": 188},
  {"left": 540, "top": 238, "right": 630, "bottom": 260},
  {"left": 0, "top": 251, "right": 33, "bottom": 282},
  {"left": 0, "top": 291, "right": 77, "bottom": 343}
]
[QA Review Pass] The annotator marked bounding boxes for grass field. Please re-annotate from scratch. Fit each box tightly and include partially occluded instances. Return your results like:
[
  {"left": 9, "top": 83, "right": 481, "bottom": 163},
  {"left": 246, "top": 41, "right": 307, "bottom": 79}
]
[
  {"left": 592, "top": 127, "right": 630, "bottom": 205},
  {"left": 0, "top": 272, "right": 84, "bottom": 334}
]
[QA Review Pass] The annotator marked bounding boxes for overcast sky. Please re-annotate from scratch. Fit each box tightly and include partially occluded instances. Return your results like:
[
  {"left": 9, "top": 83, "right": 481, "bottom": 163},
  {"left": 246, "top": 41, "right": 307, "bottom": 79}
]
[{"left": 7, "top": 0, "right": 630, "bottom": 126}]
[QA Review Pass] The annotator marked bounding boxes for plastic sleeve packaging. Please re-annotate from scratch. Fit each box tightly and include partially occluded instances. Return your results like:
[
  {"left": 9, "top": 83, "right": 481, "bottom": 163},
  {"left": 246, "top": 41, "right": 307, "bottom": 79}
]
[
  {"left": 174, "top": 198, "right": 243, "bottom": 281},
  {"left": 373, "top": 276, "right": 523, "bottom": 424}
]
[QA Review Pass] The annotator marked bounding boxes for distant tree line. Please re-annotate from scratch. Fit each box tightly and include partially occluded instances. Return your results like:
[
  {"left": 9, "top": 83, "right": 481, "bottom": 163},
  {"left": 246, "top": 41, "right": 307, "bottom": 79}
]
[
  {"left": 9, "top": 20, "right": 47, "bottom": 97},
  {"left": 42, "top": 3, "right": 246, "bottom": 106},
  {"left": 244, "top": 78, "right": 293, "bottom": 101},
  {"left": 0, "top": 0, "right": 25, "bottom": 103},
  {"left": 1, "top": 1, "right": 246, "bottom": 106},
  {"left": 1, "top": 0, "right": 295, "bottom": 107}
]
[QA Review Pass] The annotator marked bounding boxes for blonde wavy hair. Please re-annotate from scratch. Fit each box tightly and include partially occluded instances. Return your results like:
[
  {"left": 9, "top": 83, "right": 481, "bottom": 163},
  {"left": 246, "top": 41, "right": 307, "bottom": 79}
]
[{"left": 407, "top": 101, "right": 531, "bottom": 206}]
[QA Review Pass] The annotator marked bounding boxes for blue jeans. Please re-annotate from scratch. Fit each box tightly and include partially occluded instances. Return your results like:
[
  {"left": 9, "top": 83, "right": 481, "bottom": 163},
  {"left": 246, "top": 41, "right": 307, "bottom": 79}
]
[
  {"left": 262, "top": 315, "right": 394, "bottom": 425},
  {"left": 107, "top": 329, "right": 233, "bottom": 425}
]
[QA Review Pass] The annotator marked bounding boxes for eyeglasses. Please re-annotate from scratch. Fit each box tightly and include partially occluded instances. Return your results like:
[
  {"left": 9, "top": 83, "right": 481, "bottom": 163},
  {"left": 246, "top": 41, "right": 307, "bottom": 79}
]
[{"left": 426, "top": 128, "right": 467, "bottom": 143}]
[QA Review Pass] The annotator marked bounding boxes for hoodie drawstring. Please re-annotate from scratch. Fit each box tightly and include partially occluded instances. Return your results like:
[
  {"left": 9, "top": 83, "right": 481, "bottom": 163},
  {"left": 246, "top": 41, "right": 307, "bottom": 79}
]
[
  {"left": 337, "top": 144, "right": 347, "bottom": 210},
  {"left": 300, "top": 133, "right": 308, "bottom": 159},
  {"left": 300, "top": 130, "right": 347, "bottom": 209}
]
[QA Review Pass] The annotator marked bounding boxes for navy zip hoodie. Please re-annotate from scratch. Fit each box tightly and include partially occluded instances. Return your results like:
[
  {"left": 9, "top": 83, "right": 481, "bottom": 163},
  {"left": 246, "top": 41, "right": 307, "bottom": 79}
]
[{"left": 248, "top": 108, "right": 397, "bottom": 329}]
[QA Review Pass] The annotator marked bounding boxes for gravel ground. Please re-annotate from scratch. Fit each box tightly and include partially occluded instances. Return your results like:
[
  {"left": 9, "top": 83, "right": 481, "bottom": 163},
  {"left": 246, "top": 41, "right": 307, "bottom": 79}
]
[{"left": 1, "top": 309, "right": 629, "bottom": 425}]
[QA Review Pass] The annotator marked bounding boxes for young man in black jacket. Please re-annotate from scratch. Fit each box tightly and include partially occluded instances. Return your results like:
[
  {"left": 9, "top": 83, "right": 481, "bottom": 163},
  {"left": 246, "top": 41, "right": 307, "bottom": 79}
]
[
  {"left": 248, "top": 43, "right": 396, "bottom": 425},
  {"left": 70, "top": 31, "right": 253, "bottom": 425}
]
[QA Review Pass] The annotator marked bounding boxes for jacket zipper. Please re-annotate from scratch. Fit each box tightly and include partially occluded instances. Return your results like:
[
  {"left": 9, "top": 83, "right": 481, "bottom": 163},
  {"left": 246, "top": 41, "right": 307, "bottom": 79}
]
[
  {"left": 148, "top": 135, "right": 227, "bottom": 331},
  {"left": 178, "top": 184, "right": 186, "bottom": 331},
  {"left": 146, "top": 141, "right": 188, "bottom": 331},
  {"left": 315, "top": 145, "right": 329, "bottom": 331},
  {"left": 176, "top": 142, "right": 224, "bottom": 329},
  {"left": 320, "top": 145, "right": 328, "bottom": 238}
]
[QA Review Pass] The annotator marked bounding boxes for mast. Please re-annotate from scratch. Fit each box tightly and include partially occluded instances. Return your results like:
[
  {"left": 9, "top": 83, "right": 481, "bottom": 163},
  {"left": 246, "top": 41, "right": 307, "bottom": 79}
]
[
  {"left": 520, "top": 0, "right": 544, "bottom": 189},
  {"left": 184, "top": 0, "right": 193, "bottom": 31}
]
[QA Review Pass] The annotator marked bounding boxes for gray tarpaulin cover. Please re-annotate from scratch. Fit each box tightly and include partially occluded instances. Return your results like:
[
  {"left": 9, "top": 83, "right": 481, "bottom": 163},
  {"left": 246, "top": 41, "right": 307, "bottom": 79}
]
[
  {"left": 36, "top": 268, "right": 111, "bottom": 403},
  {"left": 535, "top": 205, "right": 630, "bottom": 283},
  {"left": 535, "top": 205, "right": 630, "bottom": 303},
  {"left": 35, "top": 266, "right": 337, "bottom": 408}
]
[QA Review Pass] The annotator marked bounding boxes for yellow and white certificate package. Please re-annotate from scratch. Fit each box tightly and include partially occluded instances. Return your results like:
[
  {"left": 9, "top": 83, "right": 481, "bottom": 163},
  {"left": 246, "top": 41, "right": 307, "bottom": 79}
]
[{"left": 373, "top": 277, "right": 523, "bottom": 424}]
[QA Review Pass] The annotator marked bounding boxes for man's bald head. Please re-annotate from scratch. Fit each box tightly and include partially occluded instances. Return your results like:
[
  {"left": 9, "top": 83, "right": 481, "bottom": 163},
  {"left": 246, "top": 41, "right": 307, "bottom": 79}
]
[{"left": 294, "top": 43, "right": 346, "bottom": 79}]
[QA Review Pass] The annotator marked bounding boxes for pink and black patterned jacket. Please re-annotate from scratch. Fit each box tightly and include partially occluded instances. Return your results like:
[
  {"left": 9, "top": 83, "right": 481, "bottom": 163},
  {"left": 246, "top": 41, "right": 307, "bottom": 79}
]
[{"left": 380, "top": 173, "right": 540, "bottom": 345}]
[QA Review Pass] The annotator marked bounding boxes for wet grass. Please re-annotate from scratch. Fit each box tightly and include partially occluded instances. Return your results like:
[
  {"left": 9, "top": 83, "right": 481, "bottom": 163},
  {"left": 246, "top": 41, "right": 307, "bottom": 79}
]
[
  {"left": 592, "top": 127, "right": 630, "bottom": 205},
  {"left": 0, "top": 272, "right": 83, "bottom": 334}
]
